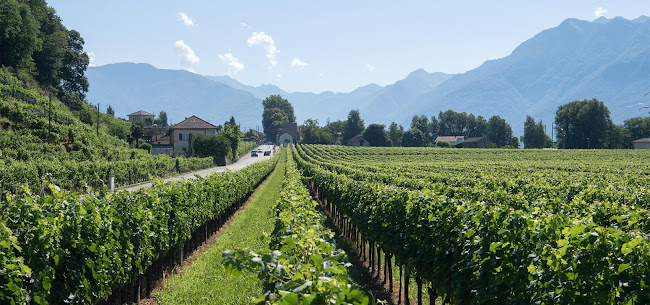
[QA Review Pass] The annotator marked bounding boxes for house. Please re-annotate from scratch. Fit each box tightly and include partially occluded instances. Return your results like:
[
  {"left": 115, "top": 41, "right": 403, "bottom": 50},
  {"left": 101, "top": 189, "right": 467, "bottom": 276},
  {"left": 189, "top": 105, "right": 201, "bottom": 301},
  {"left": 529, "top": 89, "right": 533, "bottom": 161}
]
[
  {"left": 346, "top": 135, "right": 370, "bottom": 147},
  {"left": 435, "top": 136, "right": 465, "bottom": 147},
  {"left": 169, "top": 116, "right": 220, "bottom": 156},
  {"left": 461, "top": 136, "right": 492, "bottom": 148},
  {"left": 277, "top": 122, "right": 300, "bottom": 146},
  {"left": 128, "top": 110, "right": 154, "bottom": 124},
  {"left": 632, "top": 137, "right": 650, "bottom": 149}
]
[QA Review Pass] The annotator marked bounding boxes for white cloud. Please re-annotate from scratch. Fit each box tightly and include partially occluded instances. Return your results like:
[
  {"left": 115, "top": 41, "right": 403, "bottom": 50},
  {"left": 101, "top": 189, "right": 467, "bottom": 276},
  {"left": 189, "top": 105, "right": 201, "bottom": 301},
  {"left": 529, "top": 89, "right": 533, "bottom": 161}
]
[
  {"left": 247, "top": 32, "right": 279, "bottom": 68},
  {"left": 86, "top": 52, "right": 96, "bottom": 67},
  {"left": 177, "top": 12, "right": 196, "bottom": 27},
  {"left": 595, "top": 8, "right": 607, "bottom": 18},
  {"left": 291, "top": 58, "right": 308, "bottom": 70},
  {"left": 218, "top": 53, "right": 244, "bottom": 75},
  {"left": 174, "top": 40, "right": 200, "bottom": 71},
  {"left": 366, "top": 64, "right": 376, "bottom": 72}
]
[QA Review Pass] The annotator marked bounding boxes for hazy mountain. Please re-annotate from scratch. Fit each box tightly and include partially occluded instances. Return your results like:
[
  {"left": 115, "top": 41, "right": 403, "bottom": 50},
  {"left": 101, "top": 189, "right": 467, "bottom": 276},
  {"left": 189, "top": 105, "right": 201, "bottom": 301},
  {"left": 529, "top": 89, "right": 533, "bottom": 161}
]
[
  {"left": 401, "top": 15, "right": 650, "bottom": 135},
  {"left": 86, "top": 63, "right": 262, "bottom": 129},
  {"left": 86, "top": 16, "right": 650, "bottom": 136}
]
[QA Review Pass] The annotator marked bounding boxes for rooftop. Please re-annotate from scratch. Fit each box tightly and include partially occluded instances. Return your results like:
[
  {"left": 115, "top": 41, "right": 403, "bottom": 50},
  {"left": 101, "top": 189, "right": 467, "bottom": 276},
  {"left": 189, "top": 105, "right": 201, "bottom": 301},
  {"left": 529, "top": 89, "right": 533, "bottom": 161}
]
[
  {"left": 170, "top": 115, "right": 219, "bottom": 130},
  {"left": 127, "top": 110, "right": 154, "bottom": 117}
]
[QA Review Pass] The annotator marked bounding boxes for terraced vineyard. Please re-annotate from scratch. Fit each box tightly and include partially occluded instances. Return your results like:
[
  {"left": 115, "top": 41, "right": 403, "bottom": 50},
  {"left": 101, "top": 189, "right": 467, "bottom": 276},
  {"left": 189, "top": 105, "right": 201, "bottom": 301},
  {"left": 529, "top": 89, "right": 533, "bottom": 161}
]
[{"left": 294, "top": 144, "right": 650, "bottom": 305}]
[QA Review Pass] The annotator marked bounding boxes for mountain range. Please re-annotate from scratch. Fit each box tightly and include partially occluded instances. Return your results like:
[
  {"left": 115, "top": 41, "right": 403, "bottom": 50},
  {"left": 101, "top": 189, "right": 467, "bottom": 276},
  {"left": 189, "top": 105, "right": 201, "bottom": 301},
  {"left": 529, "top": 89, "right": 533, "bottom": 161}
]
[{"left": 86, "top": 16, "right": 650, "bottom": 136}]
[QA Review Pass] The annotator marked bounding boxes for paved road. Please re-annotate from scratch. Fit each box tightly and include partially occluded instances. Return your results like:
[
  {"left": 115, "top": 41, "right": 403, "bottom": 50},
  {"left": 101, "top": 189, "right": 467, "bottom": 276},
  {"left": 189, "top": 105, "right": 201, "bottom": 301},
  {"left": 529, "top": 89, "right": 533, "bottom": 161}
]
[{"left": 120, "top": 145, "right": 276, "bottom": 192}]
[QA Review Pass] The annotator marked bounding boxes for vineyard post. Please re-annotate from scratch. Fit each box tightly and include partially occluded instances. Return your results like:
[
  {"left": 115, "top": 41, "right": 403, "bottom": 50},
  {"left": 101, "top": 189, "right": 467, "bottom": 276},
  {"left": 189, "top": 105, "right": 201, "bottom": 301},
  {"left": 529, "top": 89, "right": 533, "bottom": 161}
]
[
  {"left": 48, "top": 92, "right": 52, "bottom": 143},
  {"left": 428, "top": 286, "right": 438, "bottom": 305},
  {"left": 404, "top": 266, "right": 411, "bottom": 305},
  {"left": 416, "top": 276, "right": 423, "bottom": 305},
  {"left": 135, "top": 274, "right": 141, "bottom": 304},
  {"left": 179, "top": 244, "right": 184, "bottom": 264}
]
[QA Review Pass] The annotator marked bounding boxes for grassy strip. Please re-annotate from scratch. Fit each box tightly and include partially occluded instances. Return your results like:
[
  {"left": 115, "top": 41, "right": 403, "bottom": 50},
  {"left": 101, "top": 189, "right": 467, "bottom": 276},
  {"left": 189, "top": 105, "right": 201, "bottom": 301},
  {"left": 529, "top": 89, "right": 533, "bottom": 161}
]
[{"left": 156, "top": 151, "right": 286, "bottom": 305}]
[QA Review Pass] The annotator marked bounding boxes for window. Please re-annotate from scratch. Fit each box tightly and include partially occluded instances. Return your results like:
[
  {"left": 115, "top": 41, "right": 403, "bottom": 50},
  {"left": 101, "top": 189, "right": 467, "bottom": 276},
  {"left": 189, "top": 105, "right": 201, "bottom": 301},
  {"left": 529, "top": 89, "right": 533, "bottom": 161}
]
[
  {"left": 179, "top": 133, "right": 183, "bottom": 140},
  {"left": 178, "top": 133, "right": 189, "bottom": 141}
]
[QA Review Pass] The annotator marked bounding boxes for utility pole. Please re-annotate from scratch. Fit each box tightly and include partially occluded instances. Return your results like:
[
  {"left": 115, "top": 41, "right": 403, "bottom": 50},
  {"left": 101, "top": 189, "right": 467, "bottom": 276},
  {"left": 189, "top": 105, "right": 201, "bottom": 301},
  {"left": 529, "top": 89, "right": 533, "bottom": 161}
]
[{"left": 96, "top": 103, "right": 100, "bottom": 136}]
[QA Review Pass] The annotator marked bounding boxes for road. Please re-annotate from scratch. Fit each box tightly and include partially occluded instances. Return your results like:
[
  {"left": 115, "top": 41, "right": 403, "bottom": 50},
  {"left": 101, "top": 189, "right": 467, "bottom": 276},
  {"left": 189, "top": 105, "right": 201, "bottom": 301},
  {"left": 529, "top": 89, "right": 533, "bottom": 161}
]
[{"left": 120, "top": 145, "right": 276, "bottom": 192}]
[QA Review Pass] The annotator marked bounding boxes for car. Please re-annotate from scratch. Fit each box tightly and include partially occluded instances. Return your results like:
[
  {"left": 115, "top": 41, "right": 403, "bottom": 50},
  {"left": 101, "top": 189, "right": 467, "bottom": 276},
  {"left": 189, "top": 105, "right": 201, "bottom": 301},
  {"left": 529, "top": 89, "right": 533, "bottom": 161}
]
[
  {"left": 264, "top": 150, "right": 271, "bottom": 156},
  {"left": 251, "top": 150, "right": 258, "bottom": 157}
]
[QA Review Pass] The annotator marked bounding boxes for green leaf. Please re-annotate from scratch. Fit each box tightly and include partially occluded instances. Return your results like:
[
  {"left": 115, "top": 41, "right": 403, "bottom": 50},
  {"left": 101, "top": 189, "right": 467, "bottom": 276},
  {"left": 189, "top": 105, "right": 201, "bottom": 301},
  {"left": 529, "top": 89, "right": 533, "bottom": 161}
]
[{"left": 618, "top": 264, "right": 632, "bottom": 273}]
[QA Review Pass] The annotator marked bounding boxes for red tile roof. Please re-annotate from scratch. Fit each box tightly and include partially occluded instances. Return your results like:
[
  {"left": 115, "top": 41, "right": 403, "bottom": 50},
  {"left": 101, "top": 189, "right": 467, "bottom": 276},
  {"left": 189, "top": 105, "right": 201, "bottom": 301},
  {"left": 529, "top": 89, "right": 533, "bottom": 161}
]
[
  {"left": 170, "top": 115, "right": 219, "bottom": 130},
  {"left": 128, "top": 110, "right": 154, "bottom": 116}
]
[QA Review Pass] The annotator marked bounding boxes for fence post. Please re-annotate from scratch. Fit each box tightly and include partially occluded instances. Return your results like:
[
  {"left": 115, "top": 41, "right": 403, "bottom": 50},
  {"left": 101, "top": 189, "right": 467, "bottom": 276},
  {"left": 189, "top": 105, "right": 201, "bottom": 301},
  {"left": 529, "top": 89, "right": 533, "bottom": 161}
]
[{"left": 109, "top": 177, "right": 115, "bottom": 191}]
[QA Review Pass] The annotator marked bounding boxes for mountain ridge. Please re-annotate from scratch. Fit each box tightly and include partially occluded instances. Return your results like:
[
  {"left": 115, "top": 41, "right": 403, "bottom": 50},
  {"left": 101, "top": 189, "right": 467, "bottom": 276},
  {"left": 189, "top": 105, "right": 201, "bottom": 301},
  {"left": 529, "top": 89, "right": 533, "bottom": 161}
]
[{"left": 86, "top": 15, "right": 650, "bottom": 136}]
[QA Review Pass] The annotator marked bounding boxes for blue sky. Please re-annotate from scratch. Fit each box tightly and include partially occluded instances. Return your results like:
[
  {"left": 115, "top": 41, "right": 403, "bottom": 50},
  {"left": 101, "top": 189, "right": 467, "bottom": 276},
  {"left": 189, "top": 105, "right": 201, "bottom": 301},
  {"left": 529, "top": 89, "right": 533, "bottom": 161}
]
[{"left": 48, "top": 1, "right": 649, "bottom": 93}]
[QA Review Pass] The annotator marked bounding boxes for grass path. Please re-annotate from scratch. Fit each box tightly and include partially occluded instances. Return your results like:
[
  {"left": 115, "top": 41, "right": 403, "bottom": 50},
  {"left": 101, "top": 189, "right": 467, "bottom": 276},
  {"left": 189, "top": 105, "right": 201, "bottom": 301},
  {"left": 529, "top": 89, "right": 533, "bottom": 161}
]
[{"left": 155, "top": 152, "right": 286, "bottom": 305}]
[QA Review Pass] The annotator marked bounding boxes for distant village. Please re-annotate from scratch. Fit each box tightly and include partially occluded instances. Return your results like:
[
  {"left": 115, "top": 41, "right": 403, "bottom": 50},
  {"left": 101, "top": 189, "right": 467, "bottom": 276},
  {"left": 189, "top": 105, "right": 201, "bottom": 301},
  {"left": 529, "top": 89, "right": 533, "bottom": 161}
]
[{"left": 129, "top": 108, "right": 650, "bottom": 156}]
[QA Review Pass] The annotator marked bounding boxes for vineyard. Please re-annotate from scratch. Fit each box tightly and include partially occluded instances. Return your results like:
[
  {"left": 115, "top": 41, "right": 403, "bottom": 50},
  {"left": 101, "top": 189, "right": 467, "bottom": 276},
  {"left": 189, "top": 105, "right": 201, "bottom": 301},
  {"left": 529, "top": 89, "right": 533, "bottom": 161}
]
[
  {"left": 293, "top": 144, "right": 650, "bottom": 305},
  {"left": 223, "top": 149, "right": 369, "bottom": 304},
  {"left": 0, "top": 153, "right": 279, "bottom": 305}
]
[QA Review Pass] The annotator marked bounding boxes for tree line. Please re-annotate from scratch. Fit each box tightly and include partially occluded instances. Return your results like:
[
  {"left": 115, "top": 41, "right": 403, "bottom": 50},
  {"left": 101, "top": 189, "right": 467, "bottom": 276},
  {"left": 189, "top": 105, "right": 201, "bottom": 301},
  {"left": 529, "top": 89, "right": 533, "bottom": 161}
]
[
  {"left": 261, "top": 94, "right": 649, "bottom": 149},
  {"left": 300, "top": 109, "right": 519, "bottom": 148},
  {"left": 523, "top": 98, "right": 650, "bottom": 149}
]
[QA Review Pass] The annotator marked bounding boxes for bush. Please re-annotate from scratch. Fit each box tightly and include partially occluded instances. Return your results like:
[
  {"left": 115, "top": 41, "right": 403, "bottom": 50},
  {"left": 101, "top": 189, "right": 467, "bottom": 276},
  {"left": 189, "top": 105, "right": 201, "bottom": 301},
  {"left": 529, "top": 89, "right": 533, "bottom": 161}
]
[
  {"left": 139, "top": 143, "right": 152, "bottom": 152},
  {"left": 436, "top": 140, "right": 450, "bottom": 148}
]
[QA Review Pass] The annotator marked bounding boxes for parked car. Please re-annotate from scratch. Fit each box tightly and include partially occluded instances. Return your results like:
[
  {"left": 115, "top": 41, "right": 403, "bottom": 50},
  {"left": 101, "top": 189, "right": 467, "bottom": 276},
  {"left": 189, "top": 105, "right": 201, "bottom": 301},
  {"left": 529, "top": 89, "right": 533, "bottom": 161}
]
[
  {"left": 251, "top": 150, "right": 258, "bottom": 157},
  {"left": 264, "top": 150, "right": 271, "bottom": 156}
]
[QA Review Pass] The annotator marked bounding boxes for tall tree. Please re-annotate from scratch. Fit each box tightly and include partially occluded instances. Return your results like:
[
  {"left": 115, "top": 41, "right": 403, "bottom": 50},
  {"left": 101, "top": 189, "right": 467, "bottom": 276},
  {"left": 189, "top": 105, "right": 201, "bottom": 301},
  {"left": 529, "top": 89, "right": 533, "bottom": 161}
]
[
  {"left": 301, "top": 119, "right": 331, "bottom": 144},
  {"left": 342, "top": 109, "right": 364, "bottom": 143},
  {"left": 222, "top": 123, "right": 241, "bottom": 160},
  {"left": 324, "top": 120, "right": 346, "bottom": 144},
  {"left": 402, "top": 128, "right": 426, "bottom": 147},
  {"left": 363, "top": 124, "right": 389, "bottom": 147},
  {"left": 0, "top": 0, "right": 40, "bottom": 68},
  {"left": 523, "top": 115, "right": 546, "bottom": 148},
  {"left": 438, "top": 110, "right": 469, "bottom": 136},
  {"left": 554, "top": 98, "right": 612, "bottom": 149},
  {"left": 157, "top": 110, "right": 168, "bottom": 127},
  {"left": 130, "top": 121, "right": 144, "bottom": 146},
  {"left": 29, "top": 2, "right": 67, "bottom": 88},
  {"left": 388, "top": 122, "right": 404, "bottom": 147},
  {"left": 487, "top": 115, "right": 513, "bottom": 147},
  {"left": 106, "top": 105, "right": 114, "bottom": 117},
  {"left": 262, "top": 95, "right": 295, "bottom": 140},
  {"left": 467, "top": 115, "right": 488, "bottom": 137},
  {"left": 429, "top": 116, "right": 440, "bottom": 139},
  {"left": 59, "top": 29, "right": 89, "bottom": 103},
  {"left": 410, "top": 114, "right": 430, "bottom": 144},
  {"left": 624, "top": 117, "right": 650, "bottom": 142}
]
